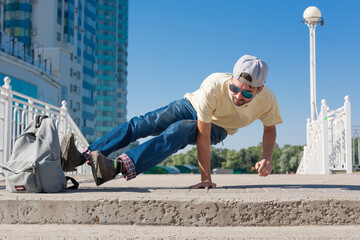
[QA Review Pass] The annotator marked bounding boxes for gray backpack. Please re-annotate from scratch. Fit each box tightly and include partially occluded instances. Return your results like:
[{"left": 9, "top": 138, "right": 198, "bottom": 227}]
[{"left": 1, "top": 115, "right": 78, "bottom": 193}]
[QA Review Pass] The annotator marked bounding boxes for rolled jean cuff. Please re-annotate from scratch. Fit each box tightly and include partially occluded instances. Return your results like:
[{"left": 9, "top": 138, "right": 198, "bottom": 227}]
[
  {"left": 117, "top": 153, "right": 136, "bottom": 181},
  {"left": 82, "top": 148, "right": 92, "bottom": 162}
]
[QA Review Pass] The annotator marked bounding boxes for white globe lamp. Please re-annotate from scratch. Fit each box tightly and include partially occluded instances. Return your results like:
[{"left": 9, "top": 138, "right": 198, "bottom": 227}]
[{"left": 303, "top": 6, "right": 322, "bottom": 24}]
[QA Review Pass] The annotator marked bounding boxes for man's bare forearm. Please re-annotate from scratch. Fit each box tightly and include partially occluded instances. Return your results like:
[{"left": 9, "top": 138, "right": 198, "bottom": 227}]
[
  {"left": 197, "top": 134, "right": 211, "bottom": 182},
  {"left": 196, "top": 120, "right": 212, "bottom": 182},
  {"left": 262, "top": 125, "right": 276, "bottom": 161}
]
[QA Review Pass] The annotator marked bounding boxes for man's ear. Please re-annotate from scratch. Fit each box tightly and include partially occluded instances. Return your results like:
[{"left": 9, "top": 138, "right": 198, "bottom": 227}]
[{"left": 257, "top": 85, "right": 265, "bottom": 93}]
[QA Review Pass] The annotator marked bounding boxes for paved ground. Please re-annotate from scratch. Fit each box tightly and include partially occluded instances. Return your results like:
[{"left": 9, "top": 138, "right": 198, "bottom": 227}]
[
  {"left": 0, "top": 224, "right": 360, "bottom": 239},
  {"left": 2, "top": 173, "right": 360, "bottom": 202},
  {"left": 0, "top": 173, "right": 360, "bottom": 239}
]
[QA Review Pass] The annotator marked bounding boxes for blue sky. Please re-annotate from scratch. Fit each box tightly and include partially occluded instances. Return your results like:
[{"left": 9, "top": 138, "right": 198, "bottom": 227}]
[{"left": 126, "top": 0, "right": 360, "bottom": 151}]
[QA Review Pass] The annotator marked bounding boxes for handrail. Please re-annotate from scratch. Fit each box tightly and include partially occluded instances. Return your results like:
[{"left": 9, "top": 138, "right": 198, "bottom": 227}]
[
  {"left": 0, "top": 76, "right": 90, "bottom": 174},
  {"left": 297, "top": 97, "right": 352, "bottom": 174},
  {"left": 63, "top": 110, "right": 89, "bottom": 148}
]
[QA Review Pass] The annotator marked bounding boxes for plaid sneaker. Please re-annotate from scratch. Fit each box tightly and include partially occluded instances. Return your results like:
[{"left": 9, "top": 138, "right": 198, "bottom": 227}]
[
  {"left": 60, "top": 132, "right": 85, "bottom": 172},
  {"left": 87, "top": 150, "right": 122, "bottom": 186}
]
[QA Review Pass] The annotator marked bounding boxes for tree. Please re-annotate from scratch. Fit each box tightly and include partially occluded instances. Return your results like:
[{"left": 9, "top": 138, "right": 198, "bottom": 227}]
[
  {"left": 238, "top": 148, "right": 249, "bottom": 169},
  {"left": 222, "top": 149, "right": 239, "bottom": 169},
  {"left": 184, "top": 147, "right": 198, "bottom": 166},
  {"left": 271, "top": 144, "right": 282, "bottom": 173},
  {"left": 160, "top": 143, "right": 305, "bottom": 174},
  {"left": 354, "top": 137, "right": 359, "bottom": 165},
  {"left": 278, "top": 145, "right": 304, "bottom": 173},
  {"left": 210, "top": 147, "right": 226, "bottom": 169},
  {"left": 160, "top": 153, "right": 186, "bottom": 166}
]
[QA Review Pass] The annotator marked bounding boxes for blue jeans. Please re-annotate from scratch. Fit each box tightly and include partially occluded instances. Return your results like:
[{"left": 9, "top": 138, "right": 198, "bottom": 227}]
[{"left": 88, "top": 99, "right": 228, "bottom": 175}]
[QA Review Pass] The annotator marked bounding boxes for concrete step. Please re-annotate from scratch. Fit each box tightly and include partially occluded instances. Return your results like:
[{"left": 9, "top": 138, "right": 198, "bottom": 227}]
[
  {"left": 1, "top": 224, "right": 360, "bottom": 240},
  {"left": 1, "top": 174, "right": 360, "bottom": 227}
]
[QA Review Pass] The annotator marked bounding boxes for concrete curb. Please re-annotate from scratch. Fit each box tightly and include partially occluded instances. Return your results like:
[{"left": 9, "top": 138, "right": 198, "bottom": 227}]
[
  {"left": 1, "top": 198, "right": 360, "bottom": 226},
  {"left": 1, "top": 174, "right": 360, "bottom": 226}
]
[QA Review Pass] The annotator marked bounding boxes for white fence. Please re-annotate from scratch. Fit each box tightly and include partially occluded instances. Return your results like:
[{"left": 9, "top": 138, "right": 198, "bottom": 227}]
[
  {"left": 297, "top": 97, "right": 352, "bottom": 174},
  {"left": 0, "top": 76, "right": 90, "bottom": 174}
]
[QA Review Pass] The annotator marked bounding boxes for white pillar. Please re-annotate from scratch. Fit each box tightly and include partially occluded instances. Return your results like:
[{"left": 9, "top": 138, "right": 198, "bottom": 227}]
[
  {"left": 321, "top": 99, "right": 329, "bottom": 174},
  {"left": 3, "top": 77, "right": 12, "bottom": 163},
  {"left": 308, "top": 24, "right": 318, "bottom": 122},
  {"left": 306, "top": 118, "right": 311, "bottom": 144},
  {"left": 27, "top": 99, "right": 34, "bottom": 124},
  {"left": 60, "top": 100, "right": 68, "bottom": 140},
  {"left": 344, "top": 96, "right": 352, "bottom": 173}
]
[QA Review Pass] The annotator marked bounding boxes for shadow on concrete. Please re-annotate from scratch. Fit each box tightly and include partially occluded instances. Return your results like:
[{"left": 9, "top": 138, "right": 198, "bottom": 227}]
[
  {"left": 62, "top": 184, "right": 360, "bottom": 192},
  {"left": 222, "top": 184, "right": 360, "bottom": 191},
  {"left": 62, "top": 187, "right": 151, "bottom": 193}
]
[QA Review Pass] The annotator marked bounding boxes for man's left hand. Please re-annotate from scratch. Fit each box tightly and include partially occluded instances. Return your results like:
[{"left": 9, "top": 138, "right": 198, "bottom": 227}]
[
  {"left": 255, "top": 159, "right": 272, "bottom": 177},
  {"left": 190, "top": 182, "right": 216, "bottom": 189}
]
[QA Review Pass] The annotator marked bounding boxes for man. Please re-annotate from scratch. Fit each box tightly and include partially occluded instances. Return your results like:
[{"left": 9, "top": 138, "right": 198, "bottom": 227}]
[{"left": 61, "top": 55, "right": 282, "bottom": 189}]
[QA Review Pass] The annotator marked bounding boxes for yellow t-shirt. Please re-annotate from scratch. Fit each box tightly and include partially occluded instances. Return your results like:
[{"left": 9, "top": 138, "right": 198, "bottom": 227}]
[{"left": 184, "top": 73, "right": 283, "bottom": 135}]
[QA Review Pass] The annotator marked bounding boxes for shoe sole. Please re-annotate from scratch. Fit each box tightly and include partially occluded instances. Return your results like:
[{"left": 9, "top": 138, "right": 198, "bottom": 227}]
[
  {"left": 87, "top": 153, "right": 104, "bottom": 186},
  {"left": 61, "top": 133, "right": 76, "bottom": 172}
]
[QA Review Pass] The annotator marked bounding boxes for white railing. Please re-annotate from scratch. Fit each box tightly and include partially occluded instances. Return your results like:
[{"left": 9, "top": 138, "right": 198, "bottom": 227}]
[
  {"left": 0, "top": 76, "right": 90, "bottom": 174},
  {"left": 297, "top": 96, "right": 352, "bottom": 174}
]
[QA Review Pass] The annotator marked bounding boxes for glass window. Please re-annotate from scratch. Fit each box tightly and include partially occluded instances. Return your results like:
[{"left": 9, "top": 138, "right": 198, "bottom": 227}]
[{"left": 57, "top": 32, "right": 61, "bottom": 41}]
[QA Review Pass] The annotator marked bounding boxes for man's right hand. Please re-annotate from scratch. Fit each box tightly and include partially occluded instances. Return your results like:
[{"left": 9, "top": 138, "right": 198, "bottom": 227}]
[{"left": 189, "top": 182, "right": 216, "bottom": 189}]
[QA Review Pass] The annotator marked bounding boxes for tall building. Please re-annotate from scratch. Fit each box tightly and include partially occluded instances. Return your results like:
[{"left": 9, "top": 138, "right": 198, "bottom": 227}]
[
  {"left": 1, "top": 0, "right": 31, "bottom": 46},
  {"left": 55, "top": 0, "right": 97, "bottom": 142},
  {"left": 0, "top": 0, "right": 128, "bottom": 143},
  {"left": 77, "top": 0, "right": 97, "bottom": 142},
  {"left": 95, "top": 0, "right": 128, "bottom": 140},
  {"left": 0, "top": 1, "right": 61, "bottom": 105},
  {"left": 0, "top": 0, "right": 99, "bottom": 143}
]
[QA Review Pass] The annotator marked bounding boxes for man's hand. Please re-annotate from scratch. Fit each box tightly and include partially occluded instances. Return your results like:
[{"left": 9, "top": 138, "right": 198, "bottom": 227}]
[
  {"left": 257, "top": 125, "right": 276, "bottom": 177},
  {"left": 255, "top": 159, "right": 272, "bottom": 177},
  {"left": 190, "top": 182, "right": 216, "bottom": 189}
]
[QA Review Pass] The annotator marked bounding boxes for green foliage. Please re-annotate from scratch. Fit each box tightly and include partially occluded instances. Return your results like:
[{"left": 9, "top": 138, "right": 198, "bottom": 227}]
[
  {"left": 270, "top": 144, "right": 282, "bottom": 173},
  {"left": 160, "top": 143, "right": 305, "bottom": 174},
  {"left": 276, "top": 145, "right": 303, "bottom": 173},
  {"left": 354, "top": 137, "right": 359, "bottom": 164}
]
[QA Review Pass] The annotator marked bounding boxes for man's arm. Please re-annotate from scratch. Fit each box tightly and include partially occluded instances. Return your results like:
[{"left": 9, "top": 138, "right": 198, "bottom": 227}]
[
  {"left": 189, "top": 119, "right": 216, "bottom": 189},
  {"left": 255, "top": 125, "right": 276, "bottom": 177}
]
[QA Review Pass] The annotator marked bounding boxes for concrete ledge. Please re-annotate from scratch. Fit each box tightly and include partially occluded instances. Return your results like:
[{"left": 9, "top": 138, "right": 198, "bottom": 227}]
[
  {"left": 1, "top": 199, "right": 360, "bottom": 226},
  {"left": 1, "top": 174, "right": 360, "bottom": 226}
]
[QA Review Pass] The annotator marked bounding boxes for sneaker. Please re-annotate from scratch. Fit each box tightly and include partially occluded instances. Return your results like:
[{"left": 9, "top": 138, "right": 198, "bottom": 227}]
[
  {"left": 87, "top": 150, "right": 120, "bottom": 186},
  {"left": 60, "top": 132, "right": 85, "bottom": 172}
]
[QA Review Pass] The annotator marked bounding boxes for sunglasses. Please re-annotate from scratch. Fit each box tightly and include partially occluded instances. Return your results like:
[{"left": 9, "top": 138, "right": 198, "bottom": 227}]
[{"left": 229, "top": 84, "right": 254, "bottom": 99}]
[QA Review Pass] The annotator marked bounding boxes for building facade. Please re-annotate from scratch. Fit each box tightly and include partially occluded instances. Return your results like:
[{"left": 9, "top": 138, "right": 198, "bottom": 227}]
[
  {"left": 0, "top": 0, "right": 128, "bottom": 144},
  {"left": 0, "top": 1, "right": 60, "bottom": 107},
  {"left": 0, "top": 34, "right": 61, "bottom": 105},
  {"left": 1, "top": 0, "right": 32, "bottom": 46},
  {"left": 95, "top": 0, "right": 128, "bottom": 140}
]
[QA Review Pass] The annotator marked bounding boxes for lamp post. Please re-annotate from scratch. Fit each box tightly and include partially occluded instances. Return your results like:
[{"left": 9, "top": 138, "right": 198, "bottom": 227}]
[{"left": 302, "top": 6, "right": 324, "bottom": 122}]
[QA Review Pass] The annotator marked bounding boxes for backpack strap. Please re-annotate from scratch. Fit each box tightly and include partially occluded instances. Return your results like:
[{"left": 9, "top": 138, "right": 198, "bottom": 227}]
[
  {"left": 35, "top": 115, "right": 49, "bottom": 128},
  {"left": 66, "top": 176, "right": 79, "bottom": 189}
]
